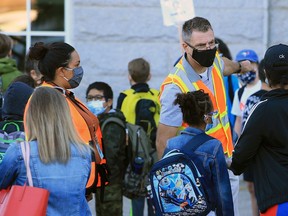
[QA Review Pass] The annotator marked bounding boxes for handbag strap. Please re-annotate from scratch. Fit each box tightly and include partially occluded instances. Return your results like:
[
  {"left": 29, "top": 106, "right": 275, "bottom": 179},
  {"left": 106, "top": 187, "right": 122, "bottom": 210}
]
[{"left": 20, "top": 141, "right": 33, "bottom": 187}]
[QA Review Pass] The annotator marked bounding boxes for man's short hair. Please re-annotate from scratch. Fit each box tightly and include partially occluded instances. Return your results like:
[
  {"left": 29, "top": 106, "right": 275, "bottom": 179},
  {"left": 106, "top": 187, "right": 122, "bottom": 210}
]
[
  {"left": 128, "top": 58, "right": 150, "bottom": 83},
  {"left": 0, "top": 33, "right": 13, "bottom": 58},
  {"left": 182, "top": 17, "right": 213, "bottom": 42}
]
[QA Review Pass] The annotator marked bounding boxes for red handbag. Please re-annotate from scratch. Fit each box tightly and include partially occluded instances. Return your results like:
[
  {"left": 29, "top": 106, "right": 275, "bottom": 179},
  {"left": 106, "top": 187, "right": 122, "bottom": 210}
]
[{"left": 0, "top": 142, "right": 49, "bottom": 216}]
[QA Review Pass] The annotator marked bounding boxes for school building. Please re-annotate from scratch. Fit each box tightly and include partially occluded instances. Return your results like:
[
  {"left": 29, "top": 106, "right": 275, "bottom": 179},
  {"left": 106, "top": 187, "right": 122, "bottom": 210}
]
[{"left": 1, "top": 0, "right": 287, "bottom": 103}]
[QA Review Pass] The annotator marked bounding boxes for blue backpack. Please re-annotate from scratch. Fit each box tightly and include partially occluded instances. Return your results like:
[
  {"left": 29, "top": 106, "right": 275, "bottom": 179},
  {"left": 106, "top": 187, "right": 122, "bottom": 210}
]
[
  {"left": 0, "top": 121, "right": 25, "bottom": 163},
  {"left": 149, "top": 133, "right": 213, "bottom": 216}
]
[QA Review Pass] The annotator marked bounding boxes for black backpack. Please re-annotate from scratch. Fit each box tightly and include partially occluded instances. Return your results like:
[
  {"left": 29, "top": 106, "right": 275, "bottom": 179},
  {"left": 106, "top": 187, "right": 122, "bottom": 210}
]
[{"left": 237, "top": 85, "right": 247, "bottom": 102}]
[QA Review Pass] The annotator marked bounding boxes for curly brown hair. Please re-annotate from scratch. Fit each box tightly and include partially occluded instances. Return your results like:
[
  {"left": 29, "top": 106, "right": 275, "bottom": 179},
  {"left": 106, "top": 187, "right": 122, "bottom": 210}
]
[{"left": 173, "top": 90, "right": 213, "bottom": 126}]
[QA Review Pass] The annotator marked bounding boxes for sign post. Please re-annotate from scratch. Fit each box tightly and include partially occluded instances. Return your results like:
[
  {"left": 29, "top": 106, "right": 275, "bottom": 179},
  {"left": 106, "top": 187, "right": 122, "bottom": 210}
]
[{"left": 160, "top": 0, "right": 195, "bottom": 52}]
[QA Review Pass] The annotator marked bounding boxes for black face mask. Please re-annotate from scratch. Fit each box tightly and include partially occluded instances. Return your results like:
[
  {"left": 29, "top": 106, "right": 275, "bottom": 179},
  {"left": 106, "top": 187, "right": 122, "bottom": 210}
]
[{"left": 191, "top": 47, "right": 217, "bottom": 67}]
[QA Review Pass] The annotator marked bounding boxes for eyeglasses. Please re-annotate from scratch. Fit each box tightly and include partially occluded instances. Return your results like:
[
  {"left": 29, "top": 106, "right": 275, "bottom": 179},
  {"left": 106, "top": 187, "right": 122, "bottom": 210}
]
[
  {"left": 186, "top": 41, "right": 219, "bottom": 51},
  {"left": 86, "top": 95, "right": 105, "bottom": 101}
]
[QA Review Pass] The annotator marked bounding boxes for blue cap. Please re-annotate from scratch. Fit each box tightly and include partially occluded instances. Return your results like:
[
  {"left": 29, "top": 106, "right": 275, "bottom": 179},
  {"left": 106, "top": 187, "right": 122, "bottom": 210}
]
[{"left": 235, "top": 49, "right": 259, "bottom": 63}]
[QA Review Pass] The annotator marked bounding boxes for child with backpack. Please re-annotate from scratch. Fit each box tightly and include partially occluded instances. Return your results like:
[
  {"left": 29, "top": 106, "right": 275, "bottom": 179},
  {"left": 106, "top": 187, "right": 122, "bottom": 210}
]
[
  {"left": 117, "top": 58, "right": 160, "bottom": 216},
  {"left": 0, "top": 82, "right": 34, "bottom": 163},
  {"left": 151, "top": 90, "right": 233, "bottom": 215},
  {"left": 86, "top": 81, "right": 127, "bottom": 216}
]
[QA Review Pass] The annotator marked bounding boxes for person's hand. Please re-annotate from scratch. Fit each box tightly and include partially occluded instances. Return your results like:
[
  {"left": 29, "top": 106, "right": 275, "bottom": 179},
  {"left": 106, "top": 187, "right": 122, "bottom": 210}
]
[
  {"left": 85, "top": 192, "right": 93, "bottom": 202},
  {"left": 226, "top": 155, "right": 232, "bottom": 168},
  {"left": 240, "top": 60, "right": 257, "bottom": 74}
]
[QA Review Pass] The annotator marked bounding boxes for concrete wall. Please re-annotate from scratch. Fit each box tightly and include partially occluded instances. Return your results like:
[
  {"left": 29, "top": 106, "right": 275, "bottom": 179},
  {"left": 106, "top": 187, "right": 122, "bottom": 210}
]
[{"left": 71, "top": 0, "right": 288, "bottom": 104}]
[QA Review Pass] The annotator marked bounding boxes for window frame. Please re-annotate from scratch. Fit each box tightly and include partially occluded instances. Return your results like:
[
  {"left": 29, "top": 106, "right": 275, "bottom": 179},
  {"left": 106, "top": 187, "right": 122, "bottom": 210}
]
[{"left": 2, "top": 0, "right": 71, "bottom": 52}]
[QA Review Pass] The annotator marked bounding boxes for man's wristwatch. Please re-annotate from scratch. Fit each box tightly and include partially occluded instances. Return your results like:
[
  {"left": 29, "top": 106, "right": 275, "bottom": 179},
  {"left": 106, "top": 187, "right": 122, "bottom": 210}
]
[{"left": 234, "top": 62, "right": 242, "bottom": 74}]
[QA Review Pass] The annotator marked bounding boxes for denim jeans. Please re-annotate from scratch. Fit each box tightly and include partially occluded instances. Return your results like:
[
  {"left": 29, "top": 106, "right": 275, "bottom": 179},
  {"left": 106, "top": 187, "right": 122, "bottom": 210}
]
[{"left": 132, "top": 197, "right": 155, "bottom": 216}]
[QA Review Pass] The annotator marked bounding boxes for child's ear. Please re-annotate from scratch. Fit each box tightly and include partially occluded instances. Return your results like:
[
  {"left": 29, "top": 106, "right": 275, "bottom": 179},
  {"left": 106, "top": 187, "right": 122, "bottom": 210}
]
[
  {"left": 106, "top": 98, "right": 113, "bottom": 108},
  {"left": 7, "top": 49, "right": 12, "bottom": 58},
  {"left": 128, "top": 74, "right": 133, "bottom": 82},
  {"left": 203, "top": 115, "right": 212, "bottom": 124}
]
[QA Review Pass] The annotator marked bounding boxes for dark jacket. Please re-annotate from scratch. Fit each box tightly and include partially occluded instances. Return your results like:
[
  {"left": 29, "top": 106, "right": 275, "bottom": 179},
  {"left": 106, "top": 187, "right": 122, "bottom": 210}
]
[
  {"left": 98, "top": 109, "right": 127, "bottom": 184},
  {"left": 230, "top": 89, "right": 288, "bottom": 212},
  {"left": 0, "top": 82, "right": 34, "bottom": 133}
]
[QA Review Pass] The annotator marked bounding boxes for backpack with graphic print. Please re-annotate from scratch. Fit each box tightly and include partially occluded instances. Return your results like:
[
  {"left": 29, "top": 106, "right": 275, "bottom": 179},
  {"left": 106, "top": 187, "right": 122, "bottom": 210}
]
[{"left": 148, "top": 133, "right": 213, "bottom": 216}]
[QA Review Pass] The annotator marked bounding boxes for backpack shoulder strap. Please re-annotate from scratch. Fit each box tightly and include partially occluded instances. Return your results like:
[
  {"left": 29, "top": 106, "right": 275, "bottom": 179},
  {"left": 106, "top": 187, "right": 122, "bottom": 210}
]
[
  {"left": 101, "top": 116, "right": 126, "bottom": 131},
  {"left": 1, "top": 120, "right": 23, "bottom": 131},
  {"left": 149, "top": 88, "right": 160, "bottom": 96},
  {"left": 181, "top": 133, "right": 214, "bottom": 153},
  {"left": 237, "top": 85, "right": 247, "bottom": 101}
]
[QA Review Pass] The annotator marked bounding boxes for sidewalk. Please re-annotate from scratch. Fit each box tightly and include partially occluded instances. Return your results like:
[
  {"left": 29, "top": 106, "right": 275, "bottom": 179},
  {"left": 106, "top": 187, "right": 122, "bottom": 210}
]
[{"left": 89, "top": 175, "right": 253, "bottom": 216}]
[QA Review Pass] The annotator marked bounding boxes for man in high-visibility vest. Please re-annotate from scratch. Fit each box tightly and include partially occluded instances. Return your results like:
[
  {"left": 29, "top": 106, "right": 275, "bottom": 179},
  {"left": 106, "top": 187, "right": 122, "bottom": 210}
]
[{"left": 156, "top": 16, "right": 256, "bottom": 216}]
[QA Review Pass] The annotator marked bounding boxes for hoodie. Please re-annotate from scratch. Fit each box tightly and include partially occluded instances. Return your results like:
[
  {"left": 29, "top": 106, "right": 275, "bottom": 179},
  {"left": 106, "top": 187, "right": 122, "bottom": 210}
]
[
  {"left": 0, "top": 58, "right": 22, "bottom": 92},
  {"left": 230, "top": 89, "right": 288, "bottom": 212}
]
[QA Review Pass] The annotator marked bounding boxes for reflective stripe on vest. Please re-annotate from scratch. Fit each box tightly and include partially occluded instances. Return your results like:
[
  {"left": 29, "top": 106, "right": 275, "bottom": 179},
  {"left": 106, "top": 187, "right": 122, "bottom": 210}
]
[{"left": 160, "top": 54, "right": 233, "bottom": 156}]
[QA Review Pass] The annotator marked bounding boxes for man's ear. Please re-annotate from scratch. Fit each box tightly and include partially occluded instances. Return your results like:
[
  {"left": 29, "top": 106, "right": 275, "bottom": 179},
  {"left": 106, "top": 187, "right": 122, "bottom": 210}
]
[{"left": 182, "top": 43, "right": 189, "bottom": 53}]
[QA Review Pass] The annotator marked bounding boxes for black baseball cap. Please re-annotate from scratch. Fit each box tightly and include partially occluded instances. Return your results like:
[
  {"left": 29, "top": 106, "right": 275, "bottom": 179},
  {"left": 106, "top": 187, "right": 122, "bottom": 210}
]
[{"left": 264, "top": 44, "right": 288, "bottom": 71}]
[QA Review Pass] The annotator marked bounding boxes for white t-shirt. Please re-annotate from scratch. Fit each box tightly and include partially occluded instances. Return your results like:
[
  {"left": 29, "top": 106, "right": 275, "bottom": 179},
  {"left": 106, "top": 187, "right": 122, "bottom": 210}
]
[{"left": 231, "top": 80, "right": 262, "bottom": 117}]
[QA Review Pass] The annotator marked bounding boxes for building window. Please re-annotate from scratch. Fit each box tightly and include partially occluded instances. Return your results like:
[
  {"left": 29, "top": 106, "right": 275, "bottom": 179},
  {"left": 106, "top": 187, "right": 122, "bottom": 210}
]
[{"left": 0, "top": 0, "right": 70, "bottom": 71}]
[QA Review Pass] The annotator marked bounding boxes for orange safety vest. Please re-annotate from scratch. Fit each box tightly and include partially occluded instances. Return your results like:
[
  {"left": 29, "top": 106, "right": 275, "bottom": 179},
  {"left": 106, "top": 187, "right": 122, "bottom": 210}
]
[
  {"left": 160, "top": 54, "right": 234, "bottom": 157},
  {"left": 24, "top": 82, "right": 106, "bottom": 189}
]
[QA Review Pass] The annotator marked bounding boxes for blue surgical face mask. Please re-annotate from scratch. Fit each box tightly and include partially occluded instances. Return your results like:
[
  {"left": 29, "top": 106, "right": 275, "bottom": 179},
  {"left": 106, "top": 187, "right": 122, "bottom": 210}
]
[
  {"left": 65, "top": 66, "right": 84, "bottom": 89},
  {"left": 204, "top": 111, "right": 218, "bottom": 132},
  {"left": 87, "top": 100, "right": 106, "bottom": 116},
  {"left": 238, "top": 71, "right": 256, "bottom": 85}
]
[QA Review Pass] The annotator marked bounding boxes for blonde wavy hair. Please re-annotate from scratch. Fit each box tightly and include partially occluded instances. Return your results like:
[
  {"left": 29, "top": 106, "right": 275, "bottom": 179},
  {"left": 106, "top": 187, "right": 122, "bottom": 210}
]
[{"left": 25, "top": 87, "right": 89, "bottom": 163}]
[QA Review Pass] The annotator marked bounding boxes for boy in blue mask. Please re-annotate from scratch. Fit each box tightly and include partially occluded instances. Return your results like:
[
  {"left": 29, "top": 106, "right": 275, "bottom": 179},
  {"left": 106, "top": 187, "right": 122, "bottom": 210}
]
[
  {"left": 86, "top": 81, "right": 127, "bottom": 216},
  {"left": 231, "top": 49, "right": 261, "bottom": 138}
]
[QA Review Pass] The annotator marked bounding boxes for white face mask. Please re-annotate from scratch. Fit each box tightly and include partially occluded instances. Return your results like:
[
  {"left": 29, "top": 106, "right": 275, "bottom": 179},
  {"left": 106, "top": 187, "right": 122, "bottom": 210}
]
[{"left": 87, "top": 100, "right": 106, "bottom": 116}]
